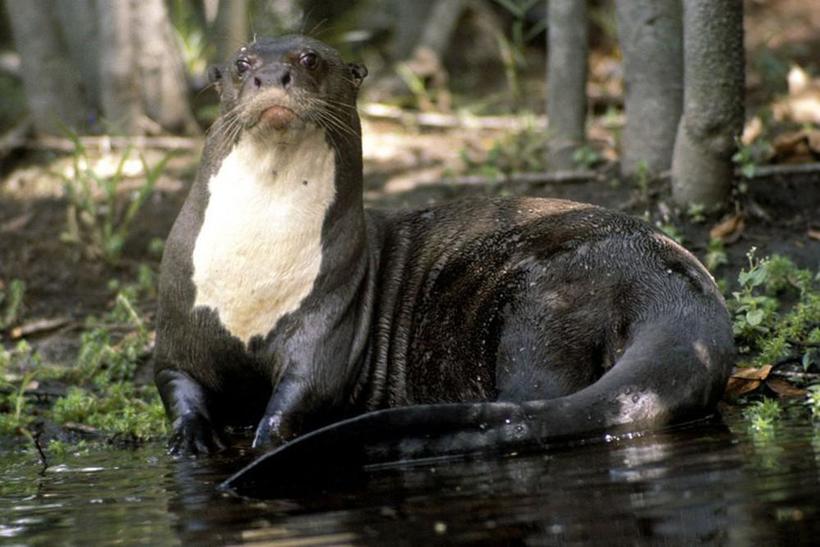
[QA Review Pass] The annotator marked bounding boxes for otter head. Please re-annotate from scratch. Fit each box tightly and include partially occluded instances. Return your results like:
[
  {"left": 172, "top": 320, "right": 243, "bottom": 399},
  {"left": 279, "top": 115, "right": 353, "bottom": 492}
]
[{"left": 207, "top": 35, "right": 367, "bottom": 145}]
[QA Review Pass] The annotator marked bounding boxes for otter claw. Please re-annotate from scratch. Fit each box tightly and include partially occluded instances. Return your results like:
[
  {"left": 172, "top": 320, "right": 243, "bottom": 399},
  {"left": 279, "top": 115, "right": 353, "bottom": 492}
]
[
  {"left": 169, "top": 413, "right": 226, "bottom": 456},
  {"left": 252, "top": 413, "right": 296, "bottom": 449}
]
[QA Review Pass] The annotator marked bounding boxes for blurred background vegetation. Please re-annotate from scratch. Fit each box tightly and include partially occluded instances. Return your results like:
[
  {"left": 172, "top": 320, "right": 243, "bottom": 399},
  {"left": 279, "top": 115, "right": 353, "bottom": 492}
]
[{"left": 0, "top": 0, "right": 816, "bottom": 129}]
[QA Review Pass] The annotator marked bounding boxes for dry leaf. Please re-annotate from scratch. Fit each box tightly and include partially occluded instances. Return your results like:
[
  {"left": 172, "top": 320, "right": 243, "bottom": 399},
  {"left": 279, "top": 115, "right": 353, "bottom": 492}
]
[
  {"left": 788, "top": 66, "right": 809, "bottom": 95},
  {"left": 772, "top": 129, "right": 820, "bottom": 163},
  {"left": 771, "top": 65, "right": 820, "bottom": 126},
  {"left": 731, "top": 365, "right": 773, "bottom": 380},
  {"left": 741, "top": 116, "right": 763, "bottom": 145},
  {"left": 808, "top": 228, "right": 820, "bottom": 241},
  {"left": 724, "top": 377, "right": 762, "bottom": 398},
  {"left": 724, "top": 364, "right": 773, "bottom": 399},
  {"left": 709, "top": 214, "right": 746, "bottom": 242},
  {"left": 766, "top": 378, "right": 807, "bottom": 398}
]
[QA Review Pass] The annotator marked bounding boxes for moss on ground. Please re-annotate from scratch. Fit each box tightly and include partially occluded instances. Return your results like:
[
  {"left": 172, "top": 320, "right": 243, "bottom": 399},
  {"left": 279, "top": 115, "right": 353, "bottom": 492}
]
[{"left": 0, "top": 266, "right": 166, "bottom": 445}]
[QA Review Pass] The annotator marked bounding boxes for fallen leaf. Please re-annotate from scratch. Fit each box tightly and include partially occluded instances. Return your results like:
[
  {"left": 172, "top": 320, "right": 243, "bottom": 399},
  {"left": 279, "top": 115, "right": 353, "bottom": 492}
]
[
  {"left": 808, "top": 228, "right": 820, "bottom": 241},
  {"left": 724, "top": 364, "right": 773, "bottom": 399},
  {"left": 724, "top": 377, "right": 761, "bottom": 398},
  {"left": 788, "top": 66, "right": 809, "bottom": 95},
  {"left": 771, "top": 65, "right": 820, "bottom": 126},
  {"left": 766, "top": 378, "right": 807, "bottom": 398},
  {"left": 772, "top": 129, "right": 820, "bottom": 163},
  {"left": 731, "top": 365, "right": 773, "bottom": 380},
  {"left": 741, "top": 116, "right": 763, "bottom": 145},
  {"left": 709, "top": 214, "right": 746, "bottom": 242}
]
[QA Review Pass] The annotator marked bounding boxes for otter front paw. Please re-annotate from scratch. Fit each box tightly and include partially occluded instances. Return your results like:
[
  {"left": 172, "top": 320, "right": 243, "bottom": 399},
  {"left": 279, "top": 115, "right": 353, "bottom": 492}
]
[
  {"left": 252, "top": 413, "right": 299, "bottom": 449},
  {"left": 169, "top": 412, "right": 226, "bottom": 456}
]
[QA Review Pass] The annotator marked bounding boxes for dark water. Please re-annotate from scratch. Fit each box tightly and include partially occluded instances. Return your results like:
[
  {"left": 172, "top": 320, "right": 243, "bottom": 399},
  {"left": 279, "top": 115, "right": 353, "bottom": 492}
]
[{"left": 2, "top": 405, "right": 819, "bottom": 546}]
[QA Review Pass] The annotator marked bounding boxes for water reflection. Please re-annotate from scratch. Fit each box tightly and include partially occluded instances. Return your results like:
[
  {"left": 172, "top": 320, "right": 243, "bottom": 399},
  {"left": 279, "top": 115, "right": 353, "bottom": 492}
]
[{"left": 1, "top": 406, "right": 818, "bottom": 544}]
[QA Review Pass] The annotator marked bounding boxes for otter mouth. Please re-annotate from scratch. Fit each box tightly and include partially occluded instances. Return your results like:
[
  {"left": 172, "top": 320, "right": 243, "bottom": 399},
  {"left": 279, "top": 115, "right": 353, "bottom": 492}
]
[{"left": 258, "top": 105, "right": 298, "bottom": 130}]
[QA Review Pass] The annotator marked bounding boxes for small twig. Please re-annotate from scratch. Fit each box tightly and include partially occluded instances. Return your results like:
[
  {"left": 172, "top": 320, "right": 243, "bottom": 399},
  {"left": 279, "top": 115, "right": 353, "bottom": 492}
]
[
  {"left": 9, "top": 317, "right": 72, "bottom": 340},
  {"left": 27, "top": 134, "right": 200, "bottom": 153},
  {"left": 737, "top": 161, "right": 820, "bottom": 179},
  {"left": 770, "top": 369, "right": 820, "bottom": 382},
  {"left": 64, "top": 422, "right": 100, "bottom": 435},
  {"left": 434, "top": 169, "right": 602, "bottom": 187},
  {"left": 21, "top": 429, "right": 49, "bottom": 475},
  {"left": 360, "top": 102, "right": 547, "bottom": 131},
  {"left": 33, "top": 433, "right": 48, "bottom": 475},
  {"left": 771, "top": 355, "right": 804, "bottom": 369}
]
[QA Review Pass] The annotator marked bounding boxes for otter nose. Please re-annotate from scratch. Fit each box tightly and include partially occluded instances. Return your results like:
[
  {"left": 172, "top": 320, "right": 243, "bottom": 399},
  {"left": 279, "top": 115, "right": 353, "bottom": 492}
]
[{"left": 252, "top": 65, "right": 292, "bottom": 90}]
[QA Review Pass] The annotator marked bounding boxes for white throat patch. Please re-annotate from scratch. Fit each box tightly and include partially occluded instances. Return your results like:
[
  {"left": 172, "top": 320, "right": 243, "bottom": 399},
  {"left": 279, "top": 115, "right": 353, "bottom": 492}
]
[{"left": 191, "top": 128, "right": 336, "bottom": 344}]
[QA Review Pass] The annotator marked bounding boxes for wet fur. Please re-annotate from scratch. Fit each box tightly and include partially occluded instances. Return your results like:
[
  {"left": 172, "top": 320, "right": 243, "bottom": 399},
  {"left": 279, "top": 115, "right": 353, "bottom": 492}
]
[{"left": 154, "top": 36, "right": 735, "bottom": 460}]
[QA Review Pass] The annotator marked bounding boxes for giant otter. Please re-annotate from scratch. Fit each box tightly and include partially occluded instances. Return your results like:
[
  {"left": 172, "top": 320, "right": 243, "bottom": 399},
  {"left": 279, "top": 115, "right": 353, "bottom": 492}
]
[{"left": 153, "top": 35, "right": 734, "bottom": 464}]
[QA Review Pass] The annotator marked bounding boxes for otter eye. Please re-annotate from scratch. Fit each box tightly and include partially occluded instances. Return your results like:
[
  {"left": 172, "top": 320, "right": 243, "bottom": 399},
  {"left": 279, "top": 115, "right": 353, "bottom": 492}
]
[
  {"left": 235, "top": 58, "right": 251, "bottom": 74},
  {"left": 299, "top": 52, "right": 318, "bottom": 69}
]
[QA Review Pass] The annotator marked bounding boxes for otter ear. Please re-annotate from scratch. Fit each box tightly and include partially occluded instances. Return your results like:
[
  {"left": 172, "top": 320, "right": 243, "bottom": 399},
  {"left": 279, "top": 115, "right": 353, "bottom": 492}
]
[{"left": 348, "top": 63, "right": 368, "bottom": 88}]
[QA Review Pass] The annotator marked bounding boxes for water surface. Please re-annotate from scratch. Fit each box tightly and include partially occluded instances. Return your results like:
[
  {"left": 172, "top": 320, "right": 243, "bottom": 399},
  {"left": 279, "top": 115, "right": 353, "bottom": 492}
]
[{"left": 1, "top": 405, "right": 818, "bottom": 545}]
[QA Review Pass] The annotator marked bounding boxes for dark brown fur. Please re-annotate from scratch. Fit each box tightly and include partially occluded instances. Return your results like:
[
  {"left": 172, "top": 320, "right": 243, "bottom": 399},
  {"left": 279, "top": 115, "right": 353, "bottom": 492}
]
[{"left": 154, "top": 36, "right": 735, "bottom": 462}]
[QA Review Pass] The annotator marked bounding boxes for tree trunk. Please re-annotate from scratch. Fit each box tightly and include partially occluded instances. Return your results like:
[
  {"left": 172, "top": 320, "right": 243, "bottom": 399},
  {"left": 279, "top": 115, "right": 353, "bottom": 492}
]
[
  {"left": 97, "top": 0, "right": 144, "bottom": 135},
  {"left": 546, "top": 0, "right": 588, "bottom": 170},
  {"left": 5, "top": 0, "right": 87, "bottom": 134},
  {"left": 671, "top": 0, "right": 744, "bottom": 209},
  {"left": 417, "top": 0, "right": 468, "bottom": 59},
  {"left": 615, "top": 0, "right": 683, "bottom": 177},
  {"left": 391, "top": 0, "right": 437, "bottom": 61},
  {"left": 133, "top": 0, "right": 199, "bottom": 134},
  {"left": 214, "top": 0, "right": 249, "bottom": 63},
  {"left": 55, "top": 0, "right": 101, "bottom": 112}
]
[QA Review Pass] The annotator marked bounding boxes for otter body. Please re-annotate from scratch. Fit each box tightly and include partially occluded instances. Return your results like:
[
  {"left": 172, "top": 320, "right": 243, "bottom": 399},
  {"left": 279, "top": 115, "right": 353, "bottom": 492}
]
[{"left": 154, "top": 35, "right": 734, "bottom": 456}]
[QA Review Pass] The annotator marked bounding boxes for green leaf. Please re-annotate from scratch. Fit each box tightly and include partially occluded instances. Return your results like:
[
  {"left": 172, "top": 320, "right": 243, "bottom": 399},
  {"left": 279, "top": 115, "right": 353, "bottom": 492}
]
[{"left": 746, "top": 308, "right": 765, "bottom": 327}]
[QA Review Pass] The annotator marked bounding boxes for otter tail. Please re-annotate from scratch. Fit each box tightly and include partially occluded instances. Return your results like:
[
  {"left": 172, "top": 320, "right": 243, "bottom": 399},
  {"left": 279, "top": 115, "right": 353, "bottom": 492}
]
[{"left": 221, "top": 316, "right": 733, "bottom": 497}]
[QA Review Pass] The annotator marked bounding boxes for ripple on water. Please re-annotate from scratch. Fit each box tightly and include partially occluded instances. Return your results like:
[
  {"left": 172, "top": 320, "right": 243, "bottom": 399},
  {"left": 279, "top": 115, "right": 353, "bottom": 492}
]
[{"left": 0, "top": 405, "right": 818, "bottom": 544}]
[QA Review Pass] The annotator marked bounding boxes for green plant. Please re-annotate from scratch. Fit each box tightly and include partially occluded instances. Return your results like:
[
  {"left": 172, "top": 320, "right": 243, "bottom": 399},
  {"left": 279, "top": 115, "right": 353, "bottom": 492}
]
[
  {"left": 686, "top": 203, "right": 706, "bottom": 223},
  {"left": 170, "top": 0, "right": 211, "bottom": 76},
  {"left": 657, "top": 222, "right": 684, "bottom": 244},
  {"left": 58, "top": 132, "right": 173, "bottom": 264},
  {"left": 395, "top": 63, "right": 437, "bottom": 112},
  {"left": 47, "top": 439, "right": 90, "bottom": 459},
  {"left": 743, "top": 398, "right": 782, "bottom": 432},
  {"left": 634, "top": 159, "right": 651, "bottom": 203},
  {"left": 0, "top": 370, "right": 37, "bottom": 435},
  {"left": 0, "top": 279, "right": 25, "bottom": 329},
  {"left": 51, "top": 384, "right": 166, "bottom": 440},
  {"left": 460, "top": 123, "right": 550, "bottom": 179},
  {"left": 705, "top": 238, "right": 728, "bottom": 272},
  {"left": 1, "top": 265, "right": 163, "bottom": 443},
  {"left": 0, "top": 341, "right": 42, "bottom": 435},
  {"left": 807, "top": 385, "right": 820, "bottom": 420},
  {"left": 493, "top": 0, "right": 546, "bottom": 105},
  {"left": 732, "top": 138, "right": 773, "bottom": 179},
  {"left": 572, "top": 145, "right": 601, "bottom": 169},
  {"left": 729, "top": 250, "right": 819, "bottom": 368}
]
